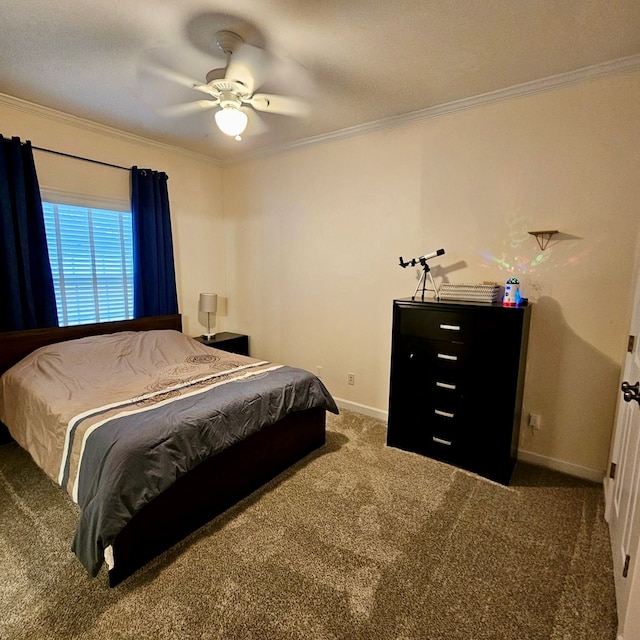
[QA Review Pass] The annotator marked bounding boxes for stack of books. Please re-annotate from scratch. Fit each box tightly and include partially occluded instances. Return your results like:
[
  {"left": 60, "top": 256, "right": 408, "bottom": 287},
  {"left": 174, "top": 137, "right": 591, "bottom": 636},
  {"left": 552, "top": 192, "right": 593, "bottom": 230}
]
[{"left": 439, "top": 283, "right": 501, "bottom": 303}]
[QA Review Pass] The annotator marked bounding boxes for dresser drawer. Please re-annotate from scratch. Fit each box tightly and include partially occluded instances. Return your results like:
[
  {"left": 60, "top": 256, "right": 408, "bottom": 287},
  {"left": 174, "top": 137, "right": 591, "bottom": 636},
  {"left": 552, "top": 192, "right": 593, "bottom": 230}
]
[
  {"left": 420, "top": 413, "right": 468, "bottom": 465},
  {"left": 398, "top": 307, "right": 475, "bottom": 342},
  {"left": 427, "top": 340, "right": 471, "bottom": 376},
  {"left": 388, "top": 406, "right": 468, "bottom": 464}
]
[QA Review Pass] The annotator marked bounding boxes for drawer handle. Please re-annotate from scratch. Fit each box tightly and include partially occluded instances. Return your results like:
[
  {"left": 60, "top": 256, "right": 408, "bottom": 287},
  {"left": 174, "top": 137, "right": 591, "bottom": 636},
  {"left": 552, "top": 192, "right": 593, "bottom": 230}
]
[
  {"left": 436, "top": 381, "right": 456, "bottom": 390},
  {"left": 432, "top": 436, "right": 453, "bottom": 446},
  {"left": 437, "top": 353, "right": 458, "bottom": 361},
  {"left": 434, "top": 409, "right": 455, "bottom": 418},
  {"left": 440, "top": 324, "right": 461, "bottom": 331}
]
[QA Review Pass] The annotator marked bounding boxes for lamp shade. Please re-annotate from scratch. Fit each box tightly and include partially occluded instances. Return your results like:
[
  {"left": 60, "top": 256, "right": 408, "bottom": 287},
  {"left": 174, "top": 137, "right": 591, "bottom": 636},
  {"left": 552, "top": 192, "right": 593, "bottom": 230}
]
[
  {"left": 199, "top": 293, "right": 218, "bottom": 314},
  {"left": 214, "top": 107, "right": 248, "bottom": 137}
]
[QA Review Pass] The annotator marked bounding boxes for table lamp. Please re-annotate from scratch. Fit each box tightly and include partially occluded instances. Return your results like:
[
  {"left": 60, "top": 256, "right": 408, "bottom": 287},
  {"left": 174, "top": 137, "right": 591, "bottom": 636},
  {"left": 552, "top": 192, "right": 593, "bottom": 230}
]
[{"left": 199, "top": 293, "right": 218, "bottom": 340}]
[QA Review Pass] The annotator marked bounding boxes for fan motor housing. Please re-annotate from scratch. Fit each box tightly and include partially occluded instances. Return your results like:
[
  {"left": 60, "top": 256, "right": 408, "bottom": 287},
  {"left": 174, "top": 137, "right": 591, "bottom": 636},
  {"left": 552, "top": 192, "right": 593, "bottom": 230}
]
[
  {"left": 205, "top": 73, "right": 251, "bottom": 100},
  {"left": 218, "top": 91, "right": 243, "bottom": 110}
]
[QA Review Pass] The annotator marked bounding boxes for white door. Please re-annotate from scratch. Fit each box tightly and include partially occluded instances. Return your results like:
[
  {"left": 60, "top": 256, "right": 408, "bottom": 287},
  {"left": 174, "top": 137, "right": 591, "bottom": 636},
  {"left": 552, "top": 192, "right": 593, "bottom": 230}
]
[{"left": 605, "top": 255, "right": 640, "bottom": 640}]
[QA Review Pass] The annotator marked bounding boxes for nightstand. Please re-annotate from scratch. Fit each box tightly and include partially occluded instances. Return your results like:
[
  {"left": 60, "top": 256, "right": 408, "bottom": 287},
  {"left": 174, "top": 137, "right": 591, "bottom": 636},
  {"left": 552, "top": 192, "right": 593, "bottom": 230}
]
[{"left": 193, "top": 332, "right": 250, "bottom": 356}]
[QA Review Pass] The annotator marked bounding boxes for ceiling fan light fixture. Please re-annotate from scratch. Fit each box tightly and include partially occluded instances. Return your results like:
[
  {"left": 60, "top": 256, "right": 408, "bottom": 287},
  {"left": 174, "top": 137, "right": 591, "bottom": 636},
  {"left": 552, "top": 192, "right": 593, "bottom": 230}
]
[{"left": 215, "top": 106, "right": 248, "bottom": 137}]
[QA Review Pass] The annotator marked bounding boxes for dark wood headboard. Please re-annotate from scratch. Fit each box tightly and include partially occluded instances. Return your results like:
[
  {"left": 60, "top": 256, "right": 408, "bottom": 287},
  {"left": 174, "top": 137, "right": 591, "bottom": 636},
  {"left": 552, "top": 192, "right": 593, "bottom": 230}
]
[{"left": 0, "top": 314, "right": 182, "bottom": 376}]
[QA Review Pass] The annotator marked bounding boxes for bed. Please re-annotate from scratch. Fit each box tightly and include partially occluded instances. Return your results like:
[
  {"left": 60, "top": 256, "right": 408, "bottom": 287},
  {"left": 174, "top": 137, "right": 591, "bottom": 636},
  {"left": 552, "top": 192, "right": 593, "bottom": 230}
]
[{"left": 0, "top": 315, "right": 337, "bottom": 586}]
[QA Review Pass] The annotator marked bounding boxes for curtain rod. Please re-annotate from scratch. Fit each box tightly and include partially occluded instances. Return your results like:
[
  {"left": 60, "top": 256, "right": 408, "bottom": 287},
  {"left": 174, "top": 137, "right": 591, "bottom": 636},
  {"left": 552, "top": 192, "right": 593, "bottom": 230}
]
[{"left": 31, "top": 144, "right": 130, "bottom": 172}]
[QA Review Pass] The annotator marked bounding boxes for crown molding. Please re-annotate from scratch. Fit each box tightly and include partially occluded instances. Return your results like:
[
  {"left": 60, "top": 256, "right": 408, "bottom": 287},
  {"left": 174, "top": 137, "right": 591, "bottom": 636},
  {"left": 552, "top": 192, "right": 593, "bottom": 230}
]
[
  {"left": 0, "top": 93, "right": 222, "bottom": 167},
  {"left": 233, "top": 53, "right": 640, "bottom": 164}
]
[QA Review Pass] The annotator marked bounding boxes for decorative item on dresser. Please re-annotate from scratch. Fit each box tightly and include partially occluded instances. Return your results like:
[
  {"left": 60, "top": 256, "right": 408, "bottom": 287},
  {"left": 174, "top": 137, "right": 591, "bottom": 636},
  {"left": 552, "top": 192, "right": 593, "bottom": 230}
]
[
  {"left": 194, "top": 332, "right": 249, "bottom": 356},
  {"left": 398, "top": 248, "right": 446, "bottom": 300},
  {"left": 387, "top": 298, "right": 531, "bottom": 485}
]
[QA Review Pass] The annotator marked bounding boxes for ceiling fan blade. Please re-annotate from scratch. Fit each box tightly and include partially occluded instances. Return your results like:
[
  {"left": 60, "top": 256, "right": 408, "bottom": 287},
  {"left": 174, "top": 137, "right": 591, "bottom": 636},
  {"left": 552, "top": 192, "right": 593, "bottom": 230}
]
[
  {"left": 225, "top": 43, "right": 269, "bottom": 94},
  {"left": 191, "top": 81, "right": 218, "bottom": 97},
  {"left": 242, "top": 107, "right": 268, "bottom": 136},
  {"left": 143, "top": 63, "right": 203, "bottom": 91},
  {"left": 137, "top": 57, "right": 219, "bottom": 116},
  {"left": 160, "top": 100, "right": 217, "bottom": 117},
  {"left": 137, "top": 44, "right": 226, "bottom": 105},
  {"left": 248, "top": 93, "right": 310, "bottom": 118}
]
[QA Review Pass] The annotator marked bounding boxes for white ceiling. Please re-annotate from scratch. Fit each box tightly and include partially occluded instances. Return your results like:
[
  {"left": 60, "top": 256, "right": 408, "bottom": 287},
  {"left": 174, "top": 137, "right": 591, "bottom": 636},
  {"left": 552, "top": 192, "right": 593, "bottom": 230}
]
[{"left": 1, "top": 0, "right": 639, "bottom": 163}]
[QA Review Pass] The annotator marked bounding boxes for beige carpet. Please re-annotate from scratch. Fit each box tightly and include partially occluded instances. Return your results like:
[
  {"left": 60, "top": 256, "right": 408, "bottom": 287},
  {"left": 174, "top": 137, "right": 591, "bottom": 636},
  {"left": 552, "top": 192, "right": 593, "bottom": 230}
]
[{"left": 0, "top": 410, "right": 617, "bottom": 639}]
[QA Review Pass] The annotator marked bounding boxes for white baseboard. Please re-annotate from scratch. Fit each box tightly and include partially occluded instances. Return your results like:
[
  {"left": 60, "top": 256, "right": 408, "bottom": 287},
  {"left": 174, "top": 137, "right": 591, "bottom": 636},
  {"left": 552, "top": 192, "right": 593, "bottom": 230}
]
[
  {"left": 333, "top": 398, "right": 388, "bottom": 422},
  {"left": 333, "top": 400, "right": 606, "bottom": 483},
  {"left": 516, "top": 449, "right": 605, "bottom": 483}
]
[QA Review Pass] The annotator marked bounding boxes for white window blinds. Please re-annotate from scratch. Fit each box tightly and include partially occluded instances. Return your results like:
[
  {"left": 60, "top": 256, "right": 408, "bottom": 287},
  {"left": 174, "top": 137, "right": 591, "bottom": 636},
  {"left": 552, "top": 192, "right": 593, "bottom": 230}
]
[{"left": 42, "top": 202, "right": 134, "bottom": 326}]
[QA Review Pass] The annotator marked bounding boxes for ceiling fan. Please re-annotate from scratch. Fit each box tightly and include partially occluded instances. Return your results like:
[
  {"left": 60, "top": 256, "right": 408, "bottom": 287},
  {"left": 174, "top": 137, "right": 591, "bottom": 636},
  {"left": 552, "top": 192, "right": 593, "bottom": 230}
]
[{"left": 155, "top": 30, "right": 310, "bottom": 141}]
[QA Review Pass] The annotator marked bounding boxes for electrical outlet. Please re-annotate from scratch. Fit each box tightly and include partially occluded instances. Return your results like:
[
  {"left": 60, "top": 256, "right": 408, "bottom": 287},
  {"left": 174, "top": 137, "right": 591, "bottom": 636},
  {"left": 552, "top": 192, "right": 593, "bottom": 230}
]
[
  {"left": 348, "top": 373, "right": 355, "bottom": 386},
  {"left": 529, "top": 413, "right": 542, "bottom": 430},
  {"left": 316, "top": 366, "right": 323, "bottom": 378}
]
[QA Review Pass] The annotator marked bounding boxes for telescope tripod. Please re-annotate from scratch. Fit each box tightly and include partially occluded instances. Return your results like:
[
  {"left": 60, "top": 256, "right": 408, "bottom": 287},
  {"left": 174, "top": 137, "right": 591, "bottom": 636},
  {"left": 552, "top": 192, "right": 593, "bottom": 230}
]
[{"left": 412, "top": 260, "right": 440, "bottom": 300}]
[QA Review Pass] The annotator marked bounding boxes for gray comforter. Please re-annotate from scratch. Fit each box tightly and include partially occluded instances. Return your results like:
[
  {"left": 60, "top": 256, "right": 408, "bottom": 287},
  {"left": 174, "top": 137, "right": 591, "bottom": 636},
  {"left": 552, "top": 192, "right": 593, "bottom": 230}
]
[{"left": 0, "top": 330, "right": 337, "bottom": 576}]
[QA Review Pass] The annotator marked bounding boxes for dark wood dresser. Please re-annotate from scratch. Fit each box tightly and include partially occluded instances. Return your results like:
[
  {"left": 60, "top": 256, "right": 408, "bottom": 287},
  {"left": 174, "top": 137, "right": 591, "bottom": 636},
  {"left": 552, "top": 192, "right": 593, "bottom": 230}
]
[{"left": 387, "top": 298, "right": 531, "bottom": 484}]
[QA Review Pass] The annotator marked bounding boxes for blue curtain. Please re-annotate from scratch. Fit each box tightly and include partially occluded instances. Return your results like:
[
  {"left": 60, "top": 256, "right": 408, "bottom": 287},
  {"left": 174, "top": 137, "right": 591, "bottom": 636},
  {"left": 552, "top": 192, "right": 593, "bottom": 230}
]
[
  {"left": 0, "top": 136, "right": 58, "bottom": 331},
  {"left": 131, "top": 166, "right": 178, "bottom": 317}
]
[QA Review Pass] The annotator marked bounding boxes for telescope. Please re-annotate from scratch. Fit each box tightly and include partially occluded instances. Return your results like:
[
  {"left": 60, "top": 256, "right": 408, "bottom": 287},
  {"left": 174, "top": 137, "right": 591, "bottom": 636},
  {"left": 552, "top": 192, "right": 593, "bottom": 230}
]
[
  {"left": 399, "top": 248, "right": 445, "bottom": 269},
  {"left": 398, "top": 248, "right": 445, "bottom": 300}
]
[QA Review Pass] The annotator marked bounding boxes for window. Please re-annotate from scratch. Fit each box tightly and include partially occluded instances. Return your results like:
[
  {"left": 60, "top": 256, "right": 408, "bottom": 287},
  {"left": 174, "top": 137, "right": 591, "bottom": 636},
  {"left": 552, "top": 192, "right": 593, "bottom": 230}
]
[{"left": 42, "top": 202, "right": 134, "bottom": 326}]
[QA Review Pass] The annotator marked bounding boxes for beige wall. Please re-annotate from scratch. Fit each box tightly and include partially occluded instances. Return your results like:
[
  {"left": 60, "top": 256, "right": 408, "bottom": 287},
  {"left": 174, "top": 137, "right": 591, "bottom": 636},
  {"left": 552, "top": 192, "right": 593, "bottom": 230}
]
[
  {"left": 224, "top": 70, "right": 640, "bottom": 477},
  {"left": 2, "top": 68, "right": 639, "bottom": 478},
  {"left": 0, "top": 97, "right": 223, "bottom": 337}
]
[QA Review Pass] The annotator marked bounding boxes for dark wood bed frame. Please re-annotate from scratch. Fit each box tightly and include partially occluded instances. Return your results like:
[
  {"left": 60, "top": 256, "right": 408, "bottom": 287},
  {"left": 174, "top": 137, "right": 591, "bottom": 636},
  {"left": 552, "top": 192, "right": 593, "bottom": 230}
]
[{"left": 0, "top": 315, "right": 327, "bottom": 587}]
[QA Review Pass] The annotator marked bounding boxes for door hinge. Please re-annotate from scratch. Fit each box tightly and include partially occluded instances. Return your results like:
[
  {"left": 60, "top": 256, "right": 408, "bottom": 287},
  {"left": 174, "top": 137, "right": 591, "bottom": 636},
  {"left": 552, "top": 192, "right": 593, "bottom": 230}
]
[
  {"left": 610, "top": 462, "right": 617, "bottom": 480},
  {"left": 623, "top": 554, "right": 631, "bottom": 578},
  {"left": 628, "top": 335, "right": 636, "bottom": 353}
]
